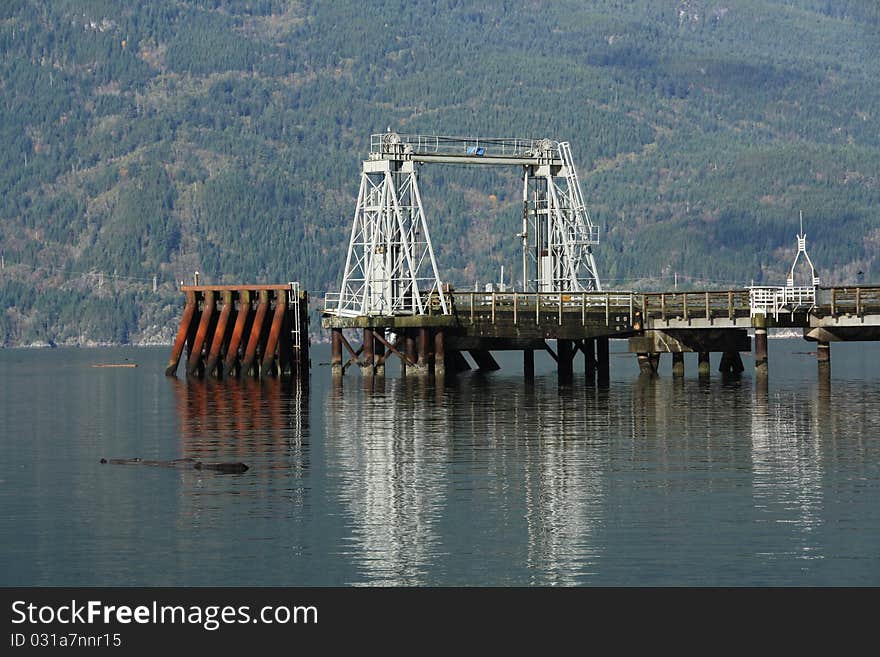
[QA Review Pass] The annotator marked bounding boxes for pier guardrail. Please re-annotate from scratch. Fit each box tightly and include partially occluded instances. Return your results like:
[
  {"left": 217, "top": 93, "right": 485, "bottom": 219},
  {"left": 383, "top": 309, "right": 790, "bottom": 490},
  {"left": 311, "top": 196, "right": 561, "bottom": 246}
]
[
  {"left": 749, "top": 286, "right": 816, "bottom": 319},
  {"left": 449, "top": 291, "right": 635, "bottom": 326}
]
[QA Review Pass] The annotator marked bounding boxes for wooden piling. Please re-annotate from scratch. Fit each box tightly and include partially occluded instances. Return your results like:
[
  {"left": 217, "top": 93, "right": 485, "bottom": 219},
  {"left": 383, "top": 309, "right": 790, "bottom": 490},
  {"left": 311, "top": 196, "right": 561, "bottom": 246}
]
[
  {"left": 719, "top": 351, "right": 744, "bottom": 374},
  {"left": 637, "top": 352, "right": 655, "bottom": 376},
  {"left": 597, "top": 337, "right": 610, "bottom": 385},
  {"left": 361, "top": 328, "right": 375, "bottom": 377},
  {"left": 817, "top": 340, "right": 830, "bottom": 376},
  {"left": 434, "top": 329, "right": 445, "bottom": 377},
  {"left": 698, "top": 351, "right": 711, "bottom": 376},
  {"left": 558, "top": 339, "right": 573, "bottom": 381},
  {"left": 331, "top": 328, "right": 343, "bottom": 377},
  {"left": 671, "top": 351, "right": 684, "bottom": 377},
  {"left": 583, "top": 338, "right": 596, "bottom": 379},
  {"left": 524, "top": 348, "right": 535, "bottom": 380},
  {"left": 374, "top": 333, "right": 386, "bottom": 377}
]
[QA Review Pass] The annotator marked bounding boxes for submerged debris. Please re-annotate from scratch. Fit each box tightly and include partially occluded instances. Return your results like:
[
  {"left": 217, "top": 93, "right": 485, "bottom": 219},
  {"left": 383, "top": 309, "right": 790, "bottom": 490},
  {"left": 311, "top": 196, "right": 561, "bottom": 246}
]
[{"left": 100, "top": 457, "right": 248, "bottom": 474}]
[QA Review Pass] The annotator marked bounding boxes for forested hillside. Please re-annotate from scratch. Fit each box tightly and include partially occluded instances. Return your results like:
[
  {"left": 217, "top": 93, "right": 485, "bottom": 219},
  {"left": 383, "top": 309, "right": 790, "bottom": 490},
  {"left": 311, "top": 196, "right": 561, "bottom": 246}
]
[{"left": 1, "top": 0, "right": 878, "bottom": 345}]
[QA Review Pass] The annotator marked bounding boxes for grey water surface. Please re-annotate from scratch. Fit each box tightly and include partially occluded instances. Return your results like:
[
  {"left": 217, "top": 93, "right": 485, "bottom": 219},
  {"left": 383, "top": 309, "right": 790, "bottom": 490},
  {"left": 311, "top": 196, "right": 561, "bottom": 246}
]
[{"left": 1, "top": 340, "right": 879, "bottom": 586}]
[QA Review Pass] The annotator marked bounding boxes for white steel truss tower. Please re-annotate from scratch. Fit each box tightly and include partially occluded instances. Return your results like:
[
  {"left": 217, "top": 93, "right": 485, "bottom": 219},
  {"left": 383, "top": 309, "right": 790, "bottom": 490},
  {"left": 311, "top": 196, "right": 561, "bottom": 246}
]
[
  {"left": 327, "top": 133, "right": 602, "bottom": 318},
  {"left": 332, "top": 150, "right": 448, "bottom": 318},
  {"left": 522, "top": 140, "right": 601, "bottom": 292}
]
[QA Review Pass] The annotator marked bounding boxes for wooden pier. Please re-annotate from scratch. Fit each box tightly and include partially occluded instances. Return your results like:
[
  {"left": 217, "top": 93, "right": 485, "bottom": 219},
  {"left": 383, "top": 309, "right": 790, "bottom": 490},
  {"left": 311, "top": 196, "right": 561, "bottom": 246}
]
[
  {"left": 165, "top": 283, "right": 309, "bottom": 379},
  {"left": 322, "top": 286, "right": 880, "bottom": 380}
]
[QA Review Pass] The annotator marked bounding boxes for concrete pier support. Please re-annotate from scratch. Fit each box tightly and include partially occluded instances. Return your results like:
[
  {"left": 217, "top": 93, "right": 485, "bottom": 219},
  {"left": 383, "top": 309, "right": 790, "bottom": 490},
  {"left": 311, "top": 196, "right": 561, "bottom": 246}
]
[
  {"left": 331, "top": 328, "right": 343, "bottom": 377},
  {"left": 524, "top": 348, "right": 535, "bottom": 380},
  {"left": 597, "top": 337, "right": 610, "bottom": 386},
  {"left": 698, "top": 351, "right": 711, "bottom": 377},
  {"left": 671, "top": 351, "right": 685, "bottom": 377}
]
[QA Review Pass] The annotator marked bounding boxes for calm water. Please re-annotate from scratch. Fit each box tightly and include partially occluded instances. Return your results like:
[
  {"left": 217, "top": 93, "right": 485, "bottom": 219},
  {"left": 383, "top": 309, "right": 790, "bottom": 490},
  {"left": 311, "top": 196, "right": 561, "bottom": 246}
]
[{"left": 2, "top": 340, "right": 879, "bottom": 586}]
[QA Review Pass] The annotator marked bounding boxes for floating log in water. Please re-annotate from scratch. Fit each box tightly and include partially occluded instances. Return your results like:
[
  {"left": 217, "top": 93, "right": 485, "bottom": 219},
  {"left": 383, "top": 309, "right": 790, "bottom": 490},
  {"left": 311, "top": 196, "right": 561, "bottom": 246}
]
[
  {"left": 91, "top": 363, "right": 138, "bottom": 368},
  {"left": 100, "top": 457, "right": 248, "bottom": 474}
]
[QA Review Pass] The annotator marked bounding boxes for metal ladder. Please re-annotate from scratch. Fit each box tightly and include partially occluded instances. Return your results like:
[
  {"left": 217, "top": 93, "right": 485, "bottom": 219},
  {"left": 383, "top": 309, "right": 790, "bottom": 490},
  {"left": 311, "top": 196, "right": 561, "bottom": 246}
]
[{"left": 289, "top": 281, "right": 302, "bottom": 356}]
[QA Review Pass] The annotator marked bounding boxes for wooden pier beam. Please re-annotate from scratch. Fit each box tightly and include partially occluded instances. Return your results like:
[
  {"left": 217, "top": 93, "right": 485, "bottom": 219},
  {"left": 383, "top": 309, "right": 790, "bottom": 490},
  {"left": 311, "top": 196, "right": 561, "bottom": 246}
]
[
  {"left": 637, "top": 352, "right": 657, "bottom": 377},
  {"left": 448, "top": 351, "right": 471, "bottom": 373},
  {"left": 469, "top": 349, "right": 500, "bottom": 371},
  {"left": 165, "top": 290, "right": 196, "bottom": 376},
  {"left": 719, "top": 351, "right": 744, "bottom": 374}
]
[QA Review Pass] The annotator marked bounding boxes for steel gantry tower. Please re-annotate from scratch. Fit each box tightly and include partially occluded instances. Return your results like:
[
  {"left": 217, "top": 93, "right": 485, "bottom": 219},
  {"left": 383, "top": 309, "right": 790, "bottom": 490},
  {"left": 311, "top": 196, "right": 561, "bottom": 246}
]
[{"left": 326, "top": 133, "right": 601, "bottom": 318}]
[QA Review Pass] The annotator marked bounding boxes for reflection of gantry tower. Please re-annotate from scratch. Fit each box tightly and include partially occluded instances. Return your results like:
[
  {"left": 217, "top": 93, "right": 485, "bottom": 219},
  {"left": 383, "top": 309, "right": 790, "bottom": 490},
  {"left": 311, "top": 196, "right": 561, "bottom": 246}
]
[{"left": 326, "top": 133, "right": 601, "bottom": 318}]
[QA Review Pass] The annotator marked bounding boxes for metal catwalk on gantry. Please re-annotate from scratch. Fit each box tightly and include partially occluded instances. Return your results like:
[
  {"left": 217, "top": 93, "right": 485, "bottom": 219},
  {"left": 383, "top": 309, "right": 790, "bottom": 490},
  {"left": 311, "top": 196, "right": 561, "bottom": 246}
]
[{"left": 324, "top": 133, "right": 602, "bottom": 320}]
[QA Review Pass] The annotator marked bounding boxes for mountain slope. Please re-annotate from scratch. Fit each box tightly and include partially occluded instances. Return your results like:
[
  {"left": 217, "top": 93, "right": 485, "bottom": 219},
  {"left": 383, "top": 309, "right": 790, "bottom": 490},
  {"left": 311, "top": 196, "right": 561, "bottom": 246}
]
[{"left": 1, "top": 0, "right": 878, "bottom": 345}]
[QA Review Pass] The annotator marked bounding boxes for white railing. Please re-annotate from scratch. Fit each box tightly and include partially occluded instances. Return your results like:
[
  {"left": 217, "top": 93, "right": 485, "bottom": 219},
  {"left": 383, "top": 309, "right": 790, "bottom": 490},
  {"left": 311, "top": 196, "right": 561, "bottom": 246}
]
[{"left": 750, "top": 286, "right": 816, "bottom": 319}]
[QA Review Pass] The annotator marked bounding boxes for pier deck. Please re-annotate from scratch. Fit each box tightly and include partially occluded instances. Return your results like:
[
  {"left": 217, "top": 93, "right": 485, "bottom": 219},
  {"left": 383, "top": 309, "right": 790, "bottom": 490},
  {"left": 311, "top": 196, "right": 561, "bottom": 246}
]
[{"left": 322, "top": 286, "right": 880, "bottom": 379}]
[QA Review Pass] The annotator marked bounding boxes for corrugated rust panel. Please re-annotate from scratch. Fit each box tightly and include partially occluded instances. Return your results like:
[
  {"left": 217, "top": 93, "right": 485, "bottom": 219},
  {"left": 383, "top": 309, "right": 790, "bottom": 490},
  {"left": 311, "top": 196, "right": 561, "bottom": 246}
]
[
  {"left": 165, "top": 291, "right": 196, "bottom": 377},
  {"left": 260, "top": 290, "right": 287, "bottom": 379}
]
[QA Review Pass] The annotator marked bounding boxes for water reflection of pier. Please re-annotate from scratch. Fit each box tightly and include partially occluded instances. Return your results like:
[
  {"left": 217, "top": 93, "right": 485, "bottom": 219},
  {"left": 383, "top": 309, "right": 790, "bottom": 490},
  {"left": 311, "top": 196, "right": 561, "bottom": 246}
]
[
  {"left": 324, "top": 378, "right": 448, "bottom": 585},
  {"left": 172, "top": 377, "right": 310, "bottom": 509},
  {"left": 751, "top": 382, "right": 825, "bottom": 567},
  {"left": 325, "top": 376, "right": 615, "bottom": 585}
]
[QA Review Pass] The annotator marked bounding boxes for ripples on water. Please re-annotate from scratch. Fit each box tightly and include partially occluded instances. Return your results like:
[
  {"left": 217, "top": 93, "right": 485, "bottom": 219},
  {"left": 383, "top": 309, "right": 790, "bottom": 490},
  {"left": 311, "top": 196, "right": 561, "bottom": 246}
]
[{"left": 1, "top": 343, "right": 879, "bottom": 585}]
